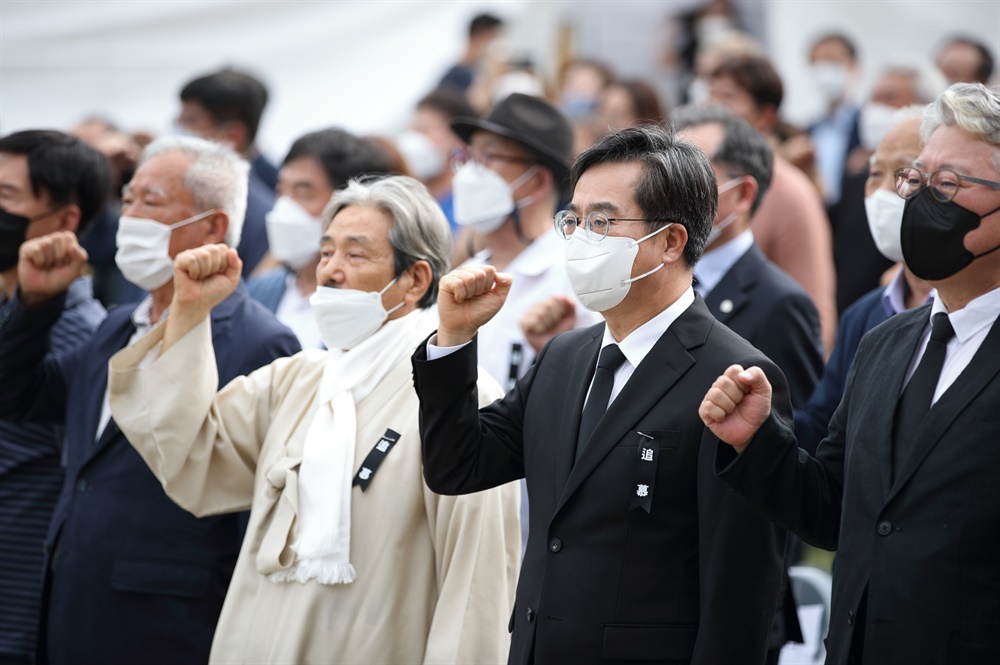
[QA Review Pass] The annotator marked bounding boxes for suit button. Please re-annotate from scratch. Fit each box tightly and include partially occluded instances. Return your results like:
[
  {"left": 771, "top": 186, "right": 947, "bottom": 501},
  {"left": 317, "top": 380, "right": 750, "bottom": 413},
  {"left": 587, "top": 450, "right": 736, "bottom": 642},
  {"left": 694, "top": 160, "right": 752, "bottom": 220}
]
[
  {"left": 876, "top": 520, "right": 893, "bottom": 536},
  {"left": 548, "top": 538, "right": 562, "bottom": 553},
  {"left": 76, "top": 479, "right": 88, "bottom": 493},
  {"left": 526, "top": 607, "right": 535, "bottom": 623},
  {"left": 847, "top": 610, "right": 854, "bottom": 625}
]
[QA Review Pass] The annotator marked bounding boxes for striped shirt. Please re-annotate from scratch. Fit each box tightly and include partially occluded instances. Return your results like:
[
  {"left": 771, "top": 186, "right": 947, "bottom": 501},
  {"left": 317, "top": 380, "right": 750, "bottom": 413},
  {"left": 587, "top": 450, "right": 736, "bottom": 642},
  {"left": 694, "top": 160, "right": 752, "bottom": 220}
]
[{"left": 0, "top": 276, "right": 106, "bottom": 661}]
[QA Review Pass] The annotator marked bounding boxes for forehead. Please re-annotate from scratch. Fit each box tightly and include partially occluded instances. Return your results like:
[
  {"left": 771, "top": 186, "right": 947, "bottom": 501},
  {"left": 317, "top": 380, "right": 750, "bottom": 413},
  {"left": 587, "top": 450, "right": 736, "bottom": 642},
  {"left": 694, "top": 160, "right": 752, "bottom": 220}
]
[
  {"left": 323, "top": 204, "right": 393, "bottom": 242},
  {"left": 570, "top": 160, "right": 643, "bottom": 213},
  {"left": 279, "top": 155, "right": 330, "bottom": 187},
  {"left": 873, "top": 118, "right": 922, "bottom": 165},
  {"left": 130, "top": 151, "right": 194, "bottom": 195},
  {"left": 811, "top": 38, "right": 852, "bottom": 62},
  {"left": 916, "top": 124, "right": 997, "bottom": 174},
  {"left": 0, "top": 152, "right": 31, "bottom": 188}
]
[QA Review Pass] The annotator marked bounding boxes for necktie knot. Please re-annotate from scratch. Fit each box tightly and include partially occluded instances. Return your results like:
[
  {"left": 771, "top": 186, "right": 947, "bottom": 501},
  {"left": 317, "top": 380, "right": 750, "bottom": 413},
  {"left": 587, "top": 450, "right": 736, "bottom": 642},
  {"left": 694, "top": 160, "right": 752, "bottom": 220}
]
[
  {"left": 930, "top": 312, "right": 955, "bottom": 344},
  {"left": 597, "top": 344, "right": 626, "bottom": 372}
]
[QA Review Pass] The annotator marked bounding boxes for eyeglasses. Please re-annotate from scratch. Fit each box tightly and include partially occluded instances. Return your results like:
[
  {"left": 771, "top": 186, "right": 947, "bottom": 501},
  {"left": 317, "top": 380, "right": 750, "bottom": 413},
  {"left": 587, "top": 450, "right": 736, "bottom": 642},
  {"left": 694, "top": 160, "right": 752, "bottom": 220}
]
[
  {"left": 450, "top": 147, "right": 535, "bottom": 172},
  {"left": 553, "top": 210, "right": 671, "bottom": 241},
  {"left": 894, "top": 166, "right": 1000, "bottom": 203}
]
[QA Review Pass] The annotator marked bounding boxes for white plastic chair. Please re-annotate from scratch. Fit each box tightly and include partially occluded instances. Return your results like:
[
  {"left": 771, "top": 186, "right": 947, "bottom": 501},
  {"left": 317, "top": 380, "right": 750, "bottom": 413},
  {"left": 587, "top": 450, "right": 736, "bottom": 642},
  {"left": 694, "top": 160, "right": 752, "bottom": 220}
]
[{"left": 777, "top": 565, "right": 833, "bottom": 665}]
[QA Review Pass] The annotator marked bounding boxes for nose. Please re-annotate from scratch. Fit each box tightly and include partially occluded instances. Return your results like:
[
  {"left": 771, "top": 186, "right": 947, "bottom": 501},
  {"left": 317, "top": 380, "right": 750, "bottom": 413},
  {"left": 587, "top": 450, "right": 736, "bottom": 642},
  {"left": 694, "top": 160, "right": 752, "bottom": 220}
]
[{"left": 316, "top": 253, "right": 346, "bottom": 288}]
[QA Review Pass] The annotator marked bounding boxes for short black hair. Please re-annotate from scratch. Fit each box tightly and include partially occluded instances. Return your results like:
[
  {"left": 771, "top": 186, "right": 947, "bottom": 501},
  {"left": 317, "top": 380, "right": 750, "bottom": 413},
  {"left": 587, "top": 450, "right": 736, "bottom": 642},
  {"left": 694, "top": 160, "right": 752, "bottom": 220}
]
[
  {"left": 939, "top": 35, "right": 995, "bottom": 84},
  {"left": 0, "top": 129, "right": 111, "bottom": 236},
  {"left": 810, "top": 32, "right": 858, "bottom": 62},
  {"left": 180, "top": 68, "right": 269, "bottom": 143},
  {"left": 672, "top": 104, "right": 774, "bottom": 215},
  {"left": 571, "top": 125, "right": 717, "bottom": 268},
  {"left": 469, "top": 13, "right": 503, "bottom": 37},
  {"left": 283, "top": 128, "right": 395, "bottom": 191}
]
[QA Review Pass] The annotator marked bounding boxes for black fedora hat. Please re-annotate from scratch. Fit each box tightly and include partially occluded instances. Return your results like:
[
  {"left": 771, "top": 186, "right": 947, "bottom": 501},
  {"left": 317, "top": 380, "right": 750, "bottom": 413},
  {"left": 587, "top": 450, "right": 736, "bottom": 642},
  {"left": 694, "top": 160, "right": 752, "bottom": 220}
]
[{"left": 451, "top": 93, "right": 574, "bottom": 186}]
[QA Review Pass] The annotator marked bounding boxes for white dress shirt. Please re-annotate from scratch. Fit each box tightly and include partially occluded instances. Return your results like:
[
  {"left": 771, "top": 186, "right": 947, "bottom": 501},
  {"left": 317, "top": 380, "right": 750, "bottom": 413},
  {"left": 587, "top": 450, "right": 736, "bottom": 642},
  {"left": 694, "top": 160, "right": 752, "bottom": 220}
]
[
  {"left": 275, "top": 273, "right": 323, "bottom": 349},
  {"left": 902, "top": 285, "right": 1000, "bottom": 405}
]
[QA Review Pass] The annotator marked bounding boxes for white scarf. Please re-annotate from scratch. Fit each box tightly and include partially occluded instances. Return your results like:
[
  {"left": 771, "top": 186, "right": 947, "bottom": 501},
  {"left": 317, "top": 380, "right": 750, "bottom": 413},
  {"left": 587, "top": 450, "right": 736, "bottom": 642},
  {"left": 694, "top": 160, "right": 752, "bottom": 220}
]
[{"left": 268, "top": 306, "right": 438, "bottom": 585}]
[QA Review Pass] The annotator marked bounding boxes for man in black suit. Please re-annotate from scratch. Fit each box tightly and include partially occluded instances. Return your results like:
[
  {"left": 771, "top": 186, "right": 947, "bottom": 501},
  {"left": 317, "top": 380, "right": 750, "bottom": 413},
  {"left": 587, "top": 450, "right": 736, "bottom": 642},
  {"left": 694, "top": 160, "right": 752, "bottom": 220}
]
[
  {"left": 676, "top": 105, "right": 823, "bottom": 662},
  {"left": 676, "top": 105, "right": 823, "bottom": 409},
  {"left": 702, "top": 82, "right": 1000, "bottom": 665},
  {"left": 413, "top": 125, "right": 788, "bottom": 664}
]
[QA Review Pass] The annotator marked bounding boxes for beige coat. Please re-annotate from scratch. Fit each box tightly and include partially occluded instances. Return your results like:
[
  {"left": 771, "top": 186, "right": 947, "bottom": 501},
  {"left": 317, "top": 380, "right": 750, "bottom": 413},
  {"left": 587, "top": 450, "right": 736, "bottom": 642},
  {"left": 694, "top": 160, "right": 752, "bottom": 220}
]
[{"left": 108, "top": 318, "right": 520, "bottom": 664}]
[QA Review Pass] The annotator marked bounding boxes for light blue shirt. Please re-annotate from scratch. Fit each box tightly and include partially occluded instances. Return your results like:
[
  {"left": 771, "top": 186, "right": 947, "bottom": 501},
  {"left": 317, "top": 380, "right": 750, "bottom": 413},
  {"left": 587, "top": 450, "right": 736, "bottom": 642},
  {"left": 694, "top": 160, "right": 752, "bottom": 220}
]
[
  {"left": 693, "top": 229, "right": 754, "bottom": 298},
  {"left": 810, "top": 101, "right": 858, "bottom": 204}
]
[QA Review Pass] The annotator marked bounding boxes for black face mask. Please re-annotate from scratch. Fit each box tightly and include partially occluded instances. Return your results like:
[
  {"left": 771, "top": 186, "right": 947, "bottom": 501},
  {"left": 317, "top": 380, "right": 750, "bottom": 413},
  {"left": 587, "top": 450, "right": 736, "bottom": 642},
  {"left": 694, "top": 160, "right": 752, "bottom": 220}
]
[
  {"left": 900, "top": 187, "right": 1000, "bottom": 281},
  {"left": 0, "top": 207, "right": 32, "bottom": 272}
]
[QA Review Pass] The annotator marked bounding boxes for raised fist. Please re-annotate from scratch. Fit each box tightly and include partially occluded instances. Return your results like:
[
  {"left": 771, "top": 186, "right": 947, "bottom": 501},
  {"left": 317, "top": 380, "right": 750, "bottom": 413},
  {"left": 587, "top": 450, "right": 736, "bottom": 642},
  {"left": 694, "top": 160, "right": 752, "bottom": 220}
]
[
  {"left": 17, "top": 232, "right": 89, "bottom": 306},
  {"left": 699, "top": 365, "right": 773, "bottom": 454},
  {"left": 171, "top": 244, "right": 242, "bottom": 318},
  {"left": 436, "top": 265, "right": 512, "bottom": 347},
  {"left": 520, "top": 295, "right": 577, "bottom": 353}
]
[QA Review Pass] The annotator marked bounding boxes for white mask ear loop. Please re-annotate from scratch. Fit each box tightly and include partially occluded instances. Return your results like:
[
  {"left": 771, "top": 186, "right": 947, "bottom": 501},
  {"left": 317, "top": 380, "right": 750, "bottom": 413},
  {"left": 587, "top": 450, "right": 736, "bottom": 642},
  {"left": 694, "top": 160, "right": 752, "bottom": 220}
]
[
  {"left": 379, "top": 276, "right": 405, "bottom": 316},
  {"left": 621, "top": 222, "right": 674, "bottom": 286},
  {"left": 512, "top": 165, "right": 541, "bottom": 209}
]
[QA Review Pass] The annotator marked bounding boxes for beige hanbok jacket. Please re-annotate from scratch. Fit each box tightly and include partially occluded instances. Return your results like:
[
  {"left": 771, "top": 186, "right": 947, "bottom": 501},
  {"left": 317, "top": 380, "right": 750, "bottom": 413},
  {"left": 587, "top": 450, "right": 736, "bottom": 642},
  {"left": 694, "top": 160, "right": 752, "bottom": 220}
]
[{"left": 108, "top": 317, "right": 520, "bottom": 664}]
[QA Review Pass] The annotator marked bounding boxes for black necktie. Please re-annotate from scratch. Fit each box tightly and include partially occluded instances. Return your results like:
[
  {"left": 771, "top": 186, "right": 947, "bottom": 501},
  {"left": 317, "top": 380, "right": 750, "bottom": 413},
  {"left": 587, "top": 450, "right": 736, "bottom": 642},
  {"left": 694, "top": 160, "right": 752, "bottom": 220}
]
[
  {"left": 892, "top": 312, "right": 955, "bottom": 475},
  {"left": 576, "top": 344, "right": 627, "bottom": 462}
]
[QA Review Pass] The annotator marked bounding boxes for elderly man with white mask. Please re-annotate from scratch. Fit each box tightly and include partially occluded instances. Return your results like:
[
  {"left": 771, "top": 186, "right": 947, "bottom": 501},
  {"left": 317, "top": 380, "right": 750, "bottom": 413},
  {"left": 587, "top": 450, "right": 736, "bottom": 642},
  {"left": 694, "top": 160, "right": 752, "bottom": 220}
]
[
  {"left": 107, "top": 175, "right": 520, "bottom": 664},
  {"left": 0, "top": 136, "right": 300, "bottom": 665}
]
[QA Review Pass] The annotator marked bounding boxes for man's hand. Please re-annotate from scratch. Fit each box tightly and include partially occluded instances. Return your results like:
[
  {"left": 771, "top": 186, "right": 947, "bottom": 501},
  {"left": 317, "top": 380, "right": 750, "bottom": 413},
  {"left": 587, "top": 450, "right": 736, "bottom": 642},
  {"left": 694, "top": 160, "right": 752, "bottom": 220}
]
[
  {"left": 699, "top": 365, "right": 773, "bottom": 454},
  {"left": 520, "top": 295, "right": 577, "bottom": 353},
  {"left": 436, "top": 266, "right": 512, "bottom": 347},
  {"left": 17, "top": 232, "right": 89, "bottom": 306},
  {"left": 163, "top": 244, "right": 241, "bottom": 352}
]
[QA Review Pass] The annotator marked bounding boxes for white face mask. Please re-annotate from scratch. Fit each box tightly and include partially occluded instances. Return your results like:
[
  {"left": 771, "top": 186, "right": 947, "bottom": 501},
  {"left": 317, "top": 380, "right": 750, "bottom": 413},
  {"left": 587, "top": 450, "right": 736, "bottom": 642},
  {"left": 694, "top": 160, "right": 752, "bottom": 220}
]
[
  {"left": 115, "top": 210, "right": 215, "bottom": 291},
  {"left": 706, "top": 178, "right": 743, "bottom": 247},
  {"left": 452, "top": 162, "right": 538, "bottom": 235},
  {"left": 265, "top": 196, "right": 323, "bottom": 270},
  {"left": 858, "top": 102, "right": 897, "bottom": 152},
  {"left": 563, "top": 224, "right": 671, "bottom": 312},
  {"left": 812, "top": 62, "right": 850, "bottom": 103},
  {"left": 310, "top": 278, "right": 403, "bottom": 350},
  {"left": 396, "top": 130, "right": 446, "bottom": 181},
  {"left": 864, "top": 188, "right": 906, "bottom": 263}
]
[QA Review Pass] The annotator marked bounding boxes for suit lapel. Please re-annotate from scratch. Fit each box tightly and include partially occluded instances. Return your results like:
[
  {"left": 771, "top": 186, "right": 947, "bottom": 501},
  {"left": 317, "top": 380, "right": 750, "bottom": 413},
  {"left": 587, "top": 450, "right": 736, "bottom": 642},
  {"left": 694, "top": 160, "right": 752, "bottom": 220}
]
[
  {"left": 553, "top": 327, "right": 604, "bottom": 495},
  {"left": 81, "top": 317, "right": 138, "bottom": 463},
  {"left": 554, "top": 299, "right": 710, "bottom": 515},
  {"left": 864, "top": 309, "right": 929, "bottom": 501},
  {"left": 887, "top": 315, "right": 1000, "bottom": 503},
  {"left": 704, "top": 246, "right": 758, "bottom": 323}
]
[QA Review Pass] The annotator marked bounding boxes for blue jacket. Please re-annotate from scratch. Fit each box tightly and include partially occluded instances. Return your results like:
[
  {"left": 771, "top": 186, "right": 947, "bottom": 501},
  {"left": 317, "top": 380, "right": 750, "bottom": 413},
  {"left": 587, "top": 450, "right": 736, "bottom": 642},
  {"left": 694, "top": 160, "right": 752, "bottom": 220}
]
[
  {"left": 0, "top": 281, "right": 300, "bottom": 665},
  {"left": 247, "top": 265, "right": 291, "bottom": 314}
]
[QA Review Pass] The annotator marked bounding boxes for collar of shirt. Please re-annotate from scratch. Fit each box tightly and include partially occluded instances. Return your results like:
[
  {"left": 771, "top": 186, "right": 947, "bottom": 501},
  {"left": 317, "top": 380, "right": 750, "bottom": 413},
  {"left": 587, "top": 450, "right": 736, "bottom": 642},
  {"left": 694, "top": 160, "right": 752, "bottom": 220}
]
[
  {"left": 600, "top": 286, "right": 696, "bottom": 371},
  {"left": 932, "top": 284, "right": 1000, "bottom": 344},
  {"left": 882, "top": 267, "right": 936, "bottom": 316},
  {"left": 693, "top": 229, "right": 754, "bottom": 297},
  {"left": 130, "top": 295, "right": 167, "bottom": 334},
  {"left": 467, "top": 229, "right": 564, "bottom": 278}
]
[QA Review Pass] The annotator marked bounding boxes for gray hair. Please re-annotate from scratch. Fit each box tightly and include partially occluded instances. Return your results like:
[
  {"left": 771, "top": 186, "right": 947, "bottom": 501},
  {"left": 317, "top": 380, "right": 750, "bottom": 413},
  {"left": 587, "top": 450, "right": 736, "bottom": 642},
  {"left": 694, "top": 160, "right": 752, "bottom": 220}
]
[
  {"left": 921, "top": 82, "right": 1000, "bottom": 173},
  {"left": 672, "top": 104, "right": 774, "bottom": 215},
  {"left": 139, "top": 136, "right": 249, "bottom": 247},
  {"left": 571, "top": 124, "right": 717, "bottom": 268},
  {"left": 323, "top": 175, "right": 451, "bottom": 308}
]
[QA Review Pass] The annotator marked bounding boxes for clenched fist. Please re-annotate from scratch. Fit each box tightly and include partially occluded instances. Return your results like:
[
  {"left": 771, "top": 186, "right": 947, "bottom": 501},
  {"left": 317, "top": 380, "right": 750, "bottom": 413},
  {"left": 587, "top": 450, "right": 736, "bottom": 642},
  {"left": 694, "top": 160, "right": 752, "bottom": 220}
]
[
  {"left": 436, "top": 265, "right": 512, "bottom": 347},
  {"left": 520, "top": 295, "right": 577, "bottom": 353},
  {"left": 18, "top": 232, "right": 89, "bottom": 306},
  {"left": 699, "top": 365, "right": 773, "bottom": 454},
  {"left": 171, "top": 244, "right": 242, "bottom": 317}
]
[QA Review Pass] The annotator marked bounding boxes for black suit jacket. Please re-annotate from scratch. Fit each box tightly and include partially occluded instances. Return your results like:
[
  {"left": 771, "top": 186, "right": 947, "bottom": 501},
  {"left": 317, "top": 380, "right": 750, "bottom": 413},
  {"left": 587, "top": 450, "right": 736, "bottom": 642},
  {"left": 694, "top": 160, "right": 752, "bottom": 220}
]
[
  {"left": 413, "top": 297, "right": 789, "bottom": 664},
  {"left": 718, "top": 304, "right": 1000, "bottom": 664},
  {"left": 0, "top": 282, "right": 300, "bottom": 665},
  {"left": 703, "top": 243, "right": 823, "bottom": 409}
]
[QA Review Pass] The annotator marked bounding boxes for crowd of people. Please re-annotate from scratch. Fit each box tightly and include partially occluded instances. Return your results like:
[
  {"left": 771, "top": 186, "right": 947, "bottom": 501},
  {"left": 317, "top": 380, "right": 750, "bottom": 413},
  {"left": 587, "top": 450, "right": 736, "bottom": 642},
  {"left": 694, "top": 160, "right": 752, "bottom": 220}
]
[{"left": 0, "top": 8, "right": 998, "bottom": 665}]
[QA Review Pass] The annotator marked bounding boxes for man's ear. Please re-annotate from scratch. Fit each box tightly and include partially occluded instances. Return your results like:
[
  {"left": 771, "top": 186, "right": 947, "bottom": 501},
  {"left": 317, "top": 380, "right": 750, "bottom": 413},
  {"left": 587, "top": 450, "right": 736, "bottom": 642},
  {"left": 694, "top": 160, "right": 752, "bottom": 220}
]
[
  {"left": 204, "top": 210, "right": 230, "bottom": 245},
  {"left": 733, "top": 176, "right": 760, "bottom": 217},
  {"left": 55, "top": 204, "right": 82, "bottom": 234},
  {"left": 404, "top": 259, "right": 434, "bottom": 305},
  {"left": 662, "top": 223, "right": 688, "bottom": 265}
]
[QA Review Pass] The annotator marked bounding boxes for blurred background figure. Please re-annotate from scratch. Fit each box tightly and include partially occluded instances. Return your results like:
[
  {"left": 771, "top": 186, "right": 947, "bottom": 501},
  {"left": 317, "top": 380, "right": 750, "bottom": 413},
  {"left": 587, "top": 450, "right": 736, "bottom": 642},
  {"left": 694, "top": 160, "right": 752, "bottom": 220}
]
[
  {"left": 594, "top": 78, "right": 668, "bottom": 136},
  {"left": 557, "top": 58, "right": 614, "bottom": 156},
  {"left": 706, "top": 52, "right": 838, "bottom": 354},
  {"left": 177, "top": 67, "right": 276, "bottom": 277},
  {"left": 249, "top": 129, "right": 394, "bottom": 349},
  {"left": 438, "top": 12, "right": 505, "bottom": 95},
  {"left": 806, "top": 33, "right": 862, "bottom": 209},
  {"left": 397, "top": 86, "right": 476, "bottom": 231},
  {"left": 935, "top": 34, "right": 995, "bottom": 85}
]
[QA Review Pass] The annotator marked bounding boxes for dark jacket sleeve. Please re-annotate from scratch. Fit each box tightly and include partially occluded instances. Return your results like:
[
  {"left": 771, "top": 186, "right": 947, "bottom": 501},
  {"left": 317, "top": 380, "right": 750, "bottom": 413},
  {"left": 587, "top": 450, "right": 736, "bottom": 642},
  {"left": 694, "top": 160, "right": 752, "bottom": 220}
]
[
  {"left": 412, "top": 333, "right": 529, "bottom": 495},
  {"left": 0, "top": 292, "right": 74, "bottom": 424}
]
